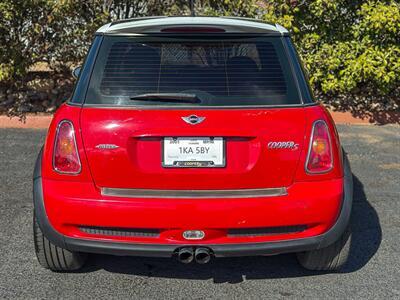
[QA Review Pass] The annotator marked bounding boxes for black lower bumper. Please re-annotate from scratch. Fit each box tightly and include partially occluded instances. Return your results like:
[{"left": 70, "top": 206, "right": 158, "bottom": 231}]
[{"left": 33, "top": 149, "right": 353, "bottom": 258}]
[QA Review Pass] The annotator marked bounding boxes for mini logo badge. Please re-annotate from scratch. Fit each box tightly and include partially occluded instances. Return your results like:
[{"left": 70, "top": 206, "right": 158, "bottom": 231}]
[
  {"left": 268, "top": 141, "right": 299, "bottom": 150},
  {"left": 182, "top": 115, "right": 205, "bottom": 125}
]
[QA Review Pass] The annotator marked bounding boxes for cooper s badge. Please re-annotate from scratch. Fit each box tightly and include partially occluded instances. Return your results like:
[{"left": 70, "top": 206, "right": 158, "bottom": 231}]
[{"left": 268, "top": 141, "right": 299, "bottom": 150}]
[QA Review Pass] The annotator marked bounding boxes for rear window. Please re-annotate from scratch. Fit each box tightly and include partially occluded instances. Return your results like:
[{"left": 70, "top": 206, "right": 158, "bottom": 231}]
[{"left": 86, "top": 36, "right": 301, "bottom": 106}]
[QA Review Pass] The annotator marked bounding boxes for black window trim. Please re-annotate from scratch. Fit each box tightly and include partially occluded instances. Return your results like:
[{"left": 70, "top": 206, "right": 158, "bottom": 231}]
[
  {"left": 283, "top": 37, "right": 315, "bottom": 104},
  {"left": 68, "top": 35, "right": 104, "bottom": 105}
]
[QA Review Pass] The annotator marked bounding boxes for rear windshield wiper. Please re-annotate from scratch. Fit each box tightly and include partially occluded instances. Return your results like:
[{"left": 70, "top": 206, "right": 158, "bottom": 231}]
[{"left": 129, "top": 93, "right": 201, "bottom": 103}]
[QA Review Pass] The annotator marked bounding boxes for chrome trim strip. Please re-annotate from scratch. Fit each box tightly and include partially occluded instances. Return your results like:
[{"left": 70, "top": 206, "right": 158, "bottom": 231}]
[{"left": 101, "top": 187, "right": 287, "bottom": 199}]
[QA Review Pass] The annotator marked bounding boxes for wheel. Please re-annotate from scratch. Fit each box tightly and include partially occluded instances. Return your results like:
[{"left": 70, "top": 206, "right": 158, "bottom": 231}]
[
  {"left": 297, "top": 226, "right": 351, "bottom": 271},
  {"left": 297, "top": 151, "right": 353, "bottom": 271},
  {"left": 33, "top": 214, "right": 87, "bottom": 271}
]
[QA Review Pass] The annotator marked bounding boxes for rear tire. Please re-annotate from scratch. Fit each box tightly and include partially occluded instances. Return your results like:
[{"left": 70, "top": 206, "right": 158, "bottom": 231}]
[
  {"left": 296, "top": 226, "right": 351, "bottom": 271},
  {"left": 297, "top": 151, "right": 353, "bottom": 271},
  {"left": 33, "top": 214, "right": 87, "bottom": 271}
]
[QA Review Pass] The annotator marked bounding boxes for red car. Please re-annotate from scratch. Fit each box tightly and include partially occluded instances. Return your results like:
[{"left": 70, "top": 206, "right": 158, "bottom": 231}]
[{"left": 33, "top": 16, "right": 353, "bottom": 272}]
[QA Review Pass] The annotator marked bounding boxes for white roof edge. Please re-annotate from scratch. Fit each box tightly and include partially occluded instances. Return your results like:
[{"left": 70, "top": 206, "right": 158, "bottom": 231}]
[
  {"left": 96, "top": 22, "right": 112, "bottom": 33},
  {"left": 95, "top": 17, "right": 289, "bottom": 34},
  {"left": 275, "top": 24, "right": 289, "bottom": 34}
]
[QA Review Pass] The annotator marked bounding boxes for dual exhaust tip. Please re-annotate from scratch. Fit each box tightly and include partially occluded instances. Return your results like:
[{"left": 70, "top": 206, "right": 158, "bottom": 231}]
[{"left": 177, "top": 247, "right": 212, "bottom": 264}]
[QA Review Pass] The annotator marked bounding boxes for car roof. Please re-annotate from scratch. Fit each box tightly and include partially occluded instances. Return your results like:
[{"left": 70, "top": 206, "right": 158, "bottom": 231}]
[{"left": 96, "top": 16, "right": 289, "bottom": 35}]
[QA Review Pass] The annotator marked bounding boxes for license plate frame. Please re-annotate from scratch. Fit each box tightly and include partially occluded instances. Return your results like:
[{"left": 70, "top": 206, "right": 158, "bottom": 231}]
[{"left": 162, "top": 137, "right": 226, "bottom": 168}]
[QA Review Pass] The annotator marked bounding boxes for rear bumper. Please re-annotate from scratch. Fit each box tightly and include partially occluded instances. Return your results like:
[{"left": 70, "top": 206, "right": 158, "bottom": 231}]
[{"left": 33, "top": 150, "right": 353, "bottom": 258}]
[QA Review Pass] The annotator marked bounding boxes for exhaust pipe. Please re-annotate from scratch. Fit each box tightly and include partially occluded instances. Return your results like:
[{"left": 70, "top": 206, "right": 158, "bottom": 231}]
[
  {"left": 194, "top": 247, "right": 211, "bottom": 264},
  {"left": 177, "top": 247, "right": 194, "bottom": 264}
]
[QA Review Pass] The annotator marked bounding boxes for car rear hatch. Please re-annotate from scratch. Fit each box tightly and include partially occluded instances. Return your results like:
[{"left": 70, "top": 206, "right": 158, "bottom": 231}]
[
  {"left": 79, "top": 32, "right": 308, "bottom": 190},
  {"left": 80, "top": 107, "right": 306, "bottom": 190}
]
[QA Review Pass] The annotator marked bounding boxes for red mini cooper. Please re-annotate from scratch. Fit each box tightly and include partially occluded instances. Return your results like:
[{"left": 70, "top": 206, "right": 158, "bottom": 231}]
[{"left": 33, "top": 16, "right": 353, "bottom": 272}]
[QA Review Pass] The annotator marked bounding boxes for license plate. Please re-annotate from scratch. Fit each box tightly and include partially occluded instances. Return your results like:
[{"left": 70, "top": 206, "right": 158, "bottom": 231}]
[{"left": 163, "top": 137, "right": 225, "bottom": 168}]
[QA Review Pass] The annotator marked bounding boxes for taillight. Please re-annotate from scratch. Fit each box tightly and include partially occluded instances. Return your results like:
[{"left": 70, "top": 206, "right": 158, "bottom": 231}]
[
  {"left": 53, "top": 120, "right": 81, "bottom": 174},
  {"left": 306, "top": 120, "right": 333, "bottom": 173}
]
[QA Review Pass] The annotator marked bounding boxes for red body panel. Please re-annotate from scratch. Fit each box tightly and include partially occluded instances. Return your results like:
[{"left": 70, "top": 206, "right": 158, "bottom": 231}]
[
  {"left": 41, "top": 103, "right": 344, "bottom": 245},
  {"left": 42, "top": 177, "right": 342, "bottom": 244},
  {"left": 79, "top": 107, "right": 307, "bottom": 189}
]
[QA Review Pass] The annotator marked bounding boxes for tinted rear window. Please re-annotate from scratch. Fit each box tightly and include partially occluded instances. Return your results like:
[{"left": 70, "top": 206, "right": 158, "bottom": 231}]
[{"left": 86, "top": 36, "right": 300, "bottom": 106}]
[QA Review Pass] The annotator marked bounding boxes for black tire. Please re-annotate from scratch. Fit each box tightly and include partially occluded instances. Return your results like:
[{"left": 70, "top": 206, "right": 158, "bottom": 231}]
[
  {"left": 33, "top": 214, "right": 87, "bottom": 271},
  {"left": 296, "top": 226, "right": 351, "bottom": 271},
  {"left": 297, "top": 152, "right": 353, "bottom": 271}
]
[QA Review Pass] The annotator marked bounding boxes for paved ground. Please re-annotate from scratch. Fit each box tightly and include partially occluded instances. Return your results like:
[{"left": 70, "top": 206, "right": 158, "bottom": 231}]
[{"left": 0, "top": 125, "right": 399, "bottom": 299}]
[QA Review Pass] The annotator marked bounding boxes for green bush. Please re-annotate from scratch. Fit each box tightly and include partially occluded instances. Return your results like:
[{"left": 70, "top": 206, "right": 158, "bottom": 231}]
[
  {"left": 0, "top": 0, "right": 399, "bottom": 119},
  {"left": 260, "top": 0, "right": 400, "bottom": 115}
]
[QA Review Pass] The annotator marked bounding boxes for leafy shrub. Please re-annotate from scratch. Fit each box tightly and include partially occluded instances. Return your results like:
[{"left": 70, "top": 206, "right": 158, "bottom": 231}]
[
  {"left": 260, "top": 0, "right": 400, "bottom": 118},
  {"left": 0, "top": 0, "right": 399, "bottom": 120}
]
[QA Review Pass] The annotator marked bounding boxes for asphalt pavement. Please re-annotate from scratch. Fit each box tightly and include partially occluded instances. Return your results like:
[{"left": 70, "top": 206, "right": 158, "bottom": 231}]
[{"left": 0, "top": 125, "right": 399, "bottom": 299}]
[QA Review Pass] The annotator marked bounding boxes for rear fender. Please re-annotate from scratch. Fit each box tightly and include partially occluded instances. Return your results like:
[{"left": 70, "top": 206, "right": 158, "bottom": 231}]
[{"left": 33, "top": 148, "right": 66, "bottom": 248}]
